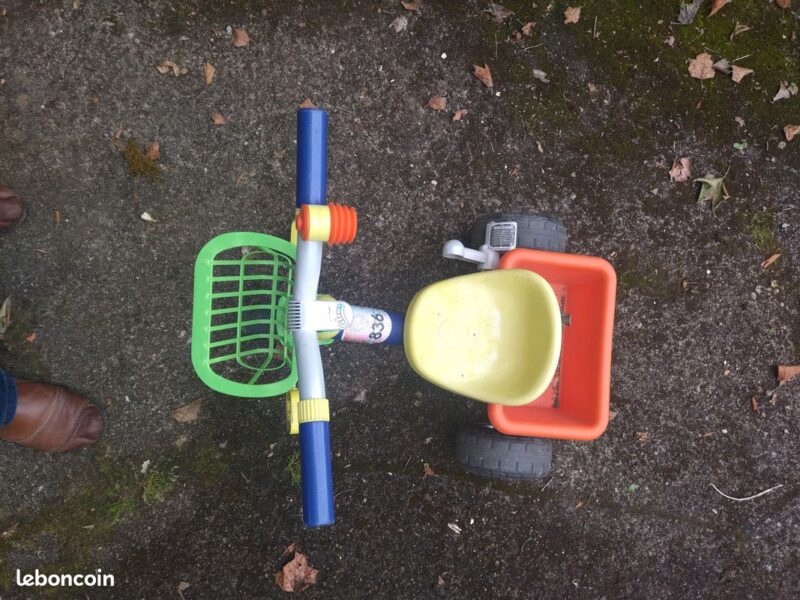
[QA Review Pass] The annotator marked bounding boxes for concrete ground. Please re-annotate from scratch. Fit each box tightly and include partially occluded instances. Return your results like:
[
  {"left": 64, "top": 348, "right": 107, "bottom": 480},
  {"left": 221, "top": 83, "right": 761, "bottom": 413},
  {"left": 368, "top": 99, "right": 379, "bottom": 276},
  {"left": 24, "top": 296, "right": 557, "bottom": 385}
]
[{"left": 1, "top": 0, "right": 799, "bottom": 597}]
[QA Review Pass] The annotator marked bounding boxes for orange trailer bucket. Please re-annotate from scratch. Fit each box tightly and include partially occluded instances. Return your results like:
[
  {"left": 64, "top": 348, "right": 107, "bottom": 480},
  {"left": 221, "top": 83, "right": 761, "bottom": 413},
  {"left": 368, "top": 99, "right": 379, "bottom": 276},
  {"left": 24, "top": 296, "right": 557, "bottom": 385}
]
[{"left": 488, "top": 249, "right": 616, "bottom": 441}]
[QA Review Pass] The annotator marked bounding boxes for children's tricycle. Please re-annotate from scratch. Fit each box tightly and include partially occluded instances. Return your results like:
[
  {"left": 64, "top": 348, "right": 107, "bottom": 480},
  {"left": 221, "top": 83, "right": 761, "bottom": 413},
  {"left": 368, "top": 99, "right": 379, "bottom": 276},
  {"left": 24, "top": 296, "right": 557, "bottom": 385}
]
[{"left": 192, "top": 109, "right": 616, "bottom": 527}]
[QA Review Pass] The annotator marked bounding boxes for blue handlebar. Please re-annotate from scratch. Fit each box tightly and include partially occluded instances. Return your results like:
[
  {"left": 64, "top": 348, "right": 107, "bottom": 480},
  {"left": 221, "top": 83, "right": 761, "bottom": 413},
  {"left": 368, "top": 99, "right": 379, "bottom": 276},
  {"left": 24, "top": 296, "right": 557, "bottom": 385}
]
[
  {"left": 295, "top": 108, "right": 335, "bottom": 527},
  {"left": 299, "top": 421, "right": 335, "bottom": 527},
  {"left": 296, "top": 109, "right": 328, "bottom": 207}
]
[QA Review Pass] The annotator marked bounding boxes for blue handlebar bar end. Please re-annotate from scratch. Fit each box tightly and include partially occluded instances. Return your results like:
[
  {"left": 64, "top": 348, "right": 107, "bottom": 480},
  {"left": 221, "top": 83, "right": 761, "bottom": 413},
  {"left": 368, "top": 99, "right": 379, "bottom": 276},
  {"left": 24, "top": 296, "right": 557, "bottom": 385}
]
[
  {"left": 296, "top": 109, "right": 328, "bottom": 208},
  {"left": 299, "top": 420, "right": 335, "bottom": 527}
]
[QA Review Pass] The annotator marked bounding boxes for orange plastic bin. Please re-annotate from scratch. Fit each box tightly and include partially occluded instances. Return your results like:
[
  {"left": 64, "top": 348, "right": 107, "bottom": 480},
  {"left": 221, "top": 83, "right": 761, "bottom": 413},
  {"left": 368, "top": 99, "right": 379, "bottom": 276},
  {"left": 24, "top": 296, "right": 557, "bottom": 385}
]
[{"left": 488, "top": 249, "right": 616, "bottom": 441}]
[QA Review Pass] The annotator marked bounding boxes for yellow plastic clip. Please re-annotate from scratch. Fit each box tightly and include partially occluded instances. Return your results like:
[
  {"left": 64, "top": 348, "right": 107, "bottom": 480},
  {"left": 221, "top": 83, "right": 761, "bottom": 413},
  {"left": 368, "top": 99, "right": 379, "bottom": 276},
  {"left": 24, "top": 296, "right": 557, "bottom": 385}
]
[
  {"left": 298, "top": 398, "right": 330, "bottom": 423},
  {"left": 285, "top": 388, "right": 300, "bottom": 435}
]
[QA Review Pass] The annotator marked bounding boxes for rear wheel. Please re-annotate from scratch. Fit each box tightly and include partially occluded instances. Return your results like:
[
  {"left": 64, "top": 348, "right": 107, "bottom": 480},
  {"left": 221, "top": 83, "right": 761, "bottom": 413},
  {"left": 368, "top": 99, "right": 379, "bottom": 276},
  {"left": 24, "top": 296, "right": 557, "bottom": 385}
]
[
  {"left": 456, "top": 423, "right": 552, "bottom": 480},
  {"left": 469, "top": 213, "right": 566, "bottom": 253}
]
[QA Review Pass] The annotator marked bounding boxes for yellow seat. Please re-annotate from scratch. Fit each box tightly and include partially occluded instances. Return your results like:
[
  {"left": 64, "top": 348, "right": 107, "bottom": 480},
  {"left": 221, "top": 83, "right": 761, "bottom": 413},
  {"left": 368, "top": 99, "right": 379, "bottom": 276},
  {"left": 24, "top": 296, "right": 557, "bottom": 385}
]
[{"left": 404, "top": 270, "right": 561, "bottom": 406}]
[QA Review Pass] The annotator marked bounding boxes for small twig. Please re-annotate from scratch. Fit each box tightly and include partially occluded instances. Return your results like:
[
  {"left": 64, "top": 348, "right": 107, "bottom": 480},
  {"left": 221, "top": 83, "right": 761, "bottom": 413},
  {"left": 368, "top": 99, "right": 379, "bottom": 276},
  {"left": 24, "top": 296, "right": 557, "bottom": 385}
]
[
  {"left": 494, "top": 33, "right": 498, "bottom": 60},
  {"left": 592, "top": 16, "right": 598, "bottom": 39},
  {"left": 517, "top": 43, "right": 543, "bottom": 52},
  {"left": 401, "top": 455, "right": 412, "bottom": 472},
  {"left": 334, "top": 488, "right": 353, "bottom": 499},
  {"left": 519, "top": 537, "right": 534, "bottom": 555},
  {"left": 710, "top": 483, "right": 783, "bottom": 502},
  {"left": 732, "top": 53, "right": 753, "bottom": 63},
  {"left": 541, "top": 477, "right": 553, "bottom": 491}
]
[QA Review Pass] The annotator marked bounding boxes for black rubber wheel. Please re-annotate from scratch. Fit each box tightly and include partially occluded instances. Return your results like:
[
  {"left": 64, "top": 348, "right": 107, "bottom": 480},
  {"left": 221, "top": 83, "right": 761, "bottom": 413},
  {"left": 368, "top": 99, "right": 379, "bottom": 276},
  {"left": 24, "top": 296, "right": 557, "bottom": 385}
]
[
  {"left": 469, "top": 213, "right": 567, "bottom": 252},
  {"left": 456, "top": 424, "right": 552, "bottom": 480}
]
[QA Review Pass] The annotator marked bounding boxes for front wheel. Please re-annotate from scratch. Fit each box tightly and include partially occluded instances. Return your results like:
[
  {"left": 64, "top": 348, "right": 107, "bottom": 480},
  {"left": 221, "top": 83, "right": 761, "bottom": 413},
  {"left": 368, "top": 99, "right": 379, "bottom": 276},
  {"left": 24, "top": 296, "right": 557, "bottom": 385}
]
[
  {"left": 469, "top": 213, "right": 567, "bottom": 253},
  {"left": 456, "top": 424, "right": 552, "bottom": 480}
]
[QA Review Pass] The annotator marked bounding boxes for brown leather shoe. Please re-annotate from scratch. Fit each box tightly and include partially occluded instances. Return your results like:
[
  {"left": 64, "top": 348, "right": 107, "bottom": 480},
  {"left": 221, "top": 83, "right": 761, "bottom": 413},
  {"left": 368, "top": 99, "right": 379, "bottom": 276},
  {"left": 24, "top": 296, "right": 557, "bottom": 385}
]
[
  {"left": 0, "top": 186, "right": 25, "bottom": 229},
  {"left": 0, "top": 382, "right": 103, "bottom": 451}
]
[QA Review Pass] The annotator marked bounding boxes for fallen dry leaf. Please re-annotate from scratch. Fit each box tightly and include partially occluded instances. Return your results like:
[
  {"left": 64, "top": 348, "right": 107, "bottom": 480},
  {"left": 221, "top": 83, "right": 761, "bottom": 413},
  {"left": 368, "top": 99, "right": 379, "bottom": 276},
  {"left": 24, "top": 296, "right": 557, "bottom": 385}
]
[
  {"left": 751, "top": 396, "right": 760, "bottom": 413},
  {"left": 776, "top": 0, "right": 791, "bottom": 8},
  {"left": 203, "top": 62, "right": 216, "bottom": 85},
  {"left": 665, "top": 35, "right": 675, "bottom": 47},
  {"left": 146, "top": 141, "right": 160, "bottom": 161},
  {"left": 401, "top": 0, "right": 421, "bottom": 12},
  {"left": 731, "top": 65, "right": 753, "bottom": 83},
  {"left": 437, "top": 575, "right": 446, "bottom": 587},
  {"left": 390, "top": 15, "right": 408, "bottom": 32},
  {"left": 452, "top": 109, "right": 468, "bottom": 121},
  {"left": 485, "top": 2, "right": 513, "bottom": 23},
  {"left": 521, "top": 21, "right": 536, "bottom": 36},
  {"left": 298, "top": 98, "right": 316, "bottom": 109},
  {"left": 778, "top": 365, "right": 800, "bottom": 383},
  {"left": 688, "top": 53, "right": 715, "bottom": 80},
  {"left": 24, "top": 332, "right": 36, "bottom": 343},
  {"left": 730, "top": 21, "right": 751, "bottom": 40},
  {"left": 473, "top": 64, "right": 493, "bottom": 88},
  {"left": 564, "top": 6, "right": 581, "bottom": 24},
  {"left": 54, "top": 209, "right": 61, "bottom": 225},
  {"left": 212, "top": 112, "right": 228, "bottom": 125},
  {"left": 275, "top": 552, "right": 318, "bottom": 593},
  {"left": 0, "top": 297, "right": 11, "bottom": 338},
  {"left": 784, "top": 124, "right": 800, "bottom": 141},
  {"left": 177, "top": 581, "right": 190, "bottom": 600},
  {"left": 761, "top": 253, "right": 782, "bottom": 269},
  {"left": 773, "top": 81, "right": 791, "bottom": 102},
  {"left": 172, "top": 398, "right": 202, "bottom": 423},
  {"left": 735, "top": 116, "right": 745, "bottom": 127},
  {"left": 232, "top": 27, "right": 250, "bottom": 47},
  {"left": 669, "top": 157, "right": 692, "bottom": 182},
  {"left": 426, "top": 95, "right": 447, "bottom": 111},
  {"left": 532, "top": 69, "right": 549, "bottom": 83},
  {"left": 1, "top": 522, "right": 18, "bottom": 539},
  {"left": 447, "top": 522, "right": 462, "bottom": 534},
  {"left": 712, "top": 58, "right": 731, "bottom": 74},
  {"left": 709, "top": 0, "right": 731, "bottom": 17},
  {"left": 678, "top": 0, "right": 702, "bottom": 24},
  {"left": 695, "top": 172, "right": 729, "bottom": 211},
  {"left": 636, "top": 431, "right": 650, "bottom": 442},
  {"left": 140, "top": 211, "right": 157, "bottom": 222},
  {"left": 423, "top": 462, "right": 435, "bottom": 478},
  {"left": 156, "top": 60, "right": 188, "bottom": 76}
]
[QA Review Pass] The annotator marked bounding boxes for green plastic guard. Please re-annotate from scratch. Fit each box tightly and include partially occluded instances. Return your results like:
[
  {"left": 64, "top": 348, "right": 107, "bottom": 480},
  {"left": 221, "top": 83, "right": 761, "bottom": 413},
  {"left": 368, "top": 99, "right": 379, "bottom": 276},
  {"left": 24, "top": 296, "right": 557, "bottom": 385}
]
[{"left": 192, "top": 232, "right": 298, "bottom": 398}]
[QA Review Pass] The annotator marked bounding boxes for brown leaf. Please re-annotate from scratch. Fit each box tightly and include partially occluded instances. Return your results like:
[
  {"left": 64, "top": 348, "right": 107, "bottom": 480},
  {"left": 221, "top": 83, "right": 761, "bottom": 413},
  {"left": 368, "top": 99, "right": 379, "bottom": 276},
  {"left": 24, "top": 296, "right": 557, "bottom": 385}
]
[
  {"left": 784, "top": 124, "right": 800, "bottom": 142},
  {"left": 24, "top": 332, "right": 36, "bottom": 343},
  {"left": 203, "top": 62, "right": 216, "bottom": 85},
  {"left": 688, "top": 53, "right": 715, "bottom": 80},
  {"left": 232, "top": 27, "right": 250, "bottom": 47},
  {"left": 172, "top": 398, "right": 202, "bottom": 423},
  {"left": 473, "top": 64, "right": 493, "bottom": 88},
  {"left": 452, "top": 109, "right": 468, "bottom": 121},
  {"left": 423, "top": 462, "right": 435, "bottom": 478},
  {"left": 275, "top": 552, "right": 318, "bottom": 593},
  {"left": 0, "top": 297, "right": 10, "bottom": 337},
  {"left": 730, "top": 21, "right": 750, "bottom": 40},
  {"left": 401, "top": 0, "right": 421, "bottom": 12},
  {"left": 211, "top": 112, "right": 228, "bottom": 125},
  {"left": 761, "top": 253, "right": 781, "bottom": 269},
  {"left": 146, "top": 141, "right": 160, "bottom": 161},
  {"left": 54, "top": 209, "right": 61, "bottom": 225},
  {"left": 776, "top": 0, "right": 791, "bottom": 9},
  {"left": 564, "top": 6, "right": 581, "bottom": 24},
  {"left": 437, "top": 575, "right": 446, "bottom": 587},
  {"left": 521, "top": 21, "right": 536, "bottom": 36},
  {"left": 709, "top": 0, "right": 730, "bottom": 17},
  {"left": 778, "top": 365, "right": 800, "bottom": 383},
  {"left": 669, "top": 157, "right": 692, "bottom": 182},
  {"left": 426, "top": 95, "right": 447, "bottom": 111},
  {"left": 298, "top": 98, "right": 316, "bottom": 109},
  {"left": 1, "top": 522, "right": 18, "bottom": 539},
  {"left": 731, "top": 65, "right": 753, "bottom": 83},
  {"left": 773, "top": 81, "right": 791, "bottom": 102},
  {"left": 751, "top": 396, "right": 760, "bottom": 413},
  {"left": 636, "top": 431, "right": 650, "bottom": 443},
  {"left": 177, "top": 581, "right": 190, "bottom": 600},
  {"left": 156, "top": 60, "right": 188, "bottom": 76},
  {"left": 485, "top": 3, "right": 513, "bottom": 23}
]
